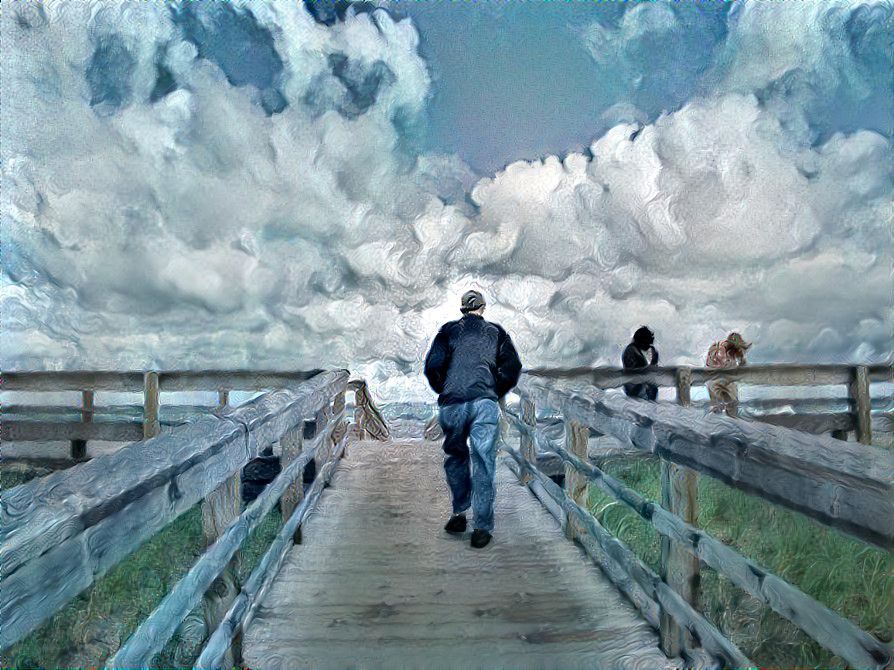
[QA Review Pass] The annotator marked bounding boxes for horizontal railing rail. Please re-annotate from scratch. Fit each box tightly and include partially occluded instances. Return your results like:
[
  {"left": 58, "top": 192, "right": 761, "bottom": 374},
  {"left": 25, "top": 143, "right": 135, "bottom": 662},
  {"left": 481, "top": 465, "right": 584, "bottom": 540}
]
[
  {"left": 519, "top": 377, "right": 893, "bottom": 550},
  {"left": 107, "top": 425, "right": 349, "bottom": 668},
  {"left": 0, "top": 371, "right": 350, "bottom": 650},
  {"left": 0, "top": 370, "right": 327, "bottom": 392},
  {"left": 502, "top": 440, "right": 750, "bottom": 668},
  {"left": 527, "top": 363, "right": 893, "bottom": 444},
  {"left": 505, "top": 374, "right": 893, "bottom": 669}
]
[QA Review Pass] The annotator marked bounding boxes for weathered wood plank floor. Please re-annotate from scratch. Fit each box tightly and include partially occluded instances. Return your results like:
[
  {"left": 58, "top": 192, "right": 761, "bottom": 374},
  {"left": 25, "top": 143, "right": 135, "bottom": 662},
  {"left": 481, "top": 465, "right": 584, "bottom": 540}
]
[{"left": 242, "top": 437, "right": 676, "bottom": 670}]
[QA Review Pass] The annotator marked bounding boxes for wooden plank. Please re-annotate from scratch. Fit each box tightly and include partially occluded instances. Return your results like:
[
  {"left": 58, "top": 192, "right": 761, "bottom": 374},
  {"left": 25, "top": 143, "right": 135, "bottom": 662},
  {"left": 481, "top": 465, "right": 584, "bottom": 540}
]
[
  {"left": 1, "top": 371, "right": 145, "bottom": 392},
  {"left": 242, "top": 439, "right": 676, "bottom": 670},
  {"left": 751, "top": 412, "right": 855, "bottom": 434},
  {"left": 521, "top": 379, "right": 894, "bottom": 550},
  {"left": 868, "top": 364, "right": 894, "bottom": 383},
  {"left": 526, "top": 364, "right": 858, "bottom": 389},
  {"left": 875, "top": 412, "right": 894, "bottom": 433},
  {"left": 157, "top": 370, "right": 327, "bottom": 392},
  {"left": 0, "top": 370, "right": 327, "bottom": 393},
  {"left": 143, "top": 371, "right": 160, "bottom": 439},
  {"left": 0, "top": 421, "right": 143, "bottom": 443},
  {"left": 510, "top": 424, "right": 894, "bottom": 670}
]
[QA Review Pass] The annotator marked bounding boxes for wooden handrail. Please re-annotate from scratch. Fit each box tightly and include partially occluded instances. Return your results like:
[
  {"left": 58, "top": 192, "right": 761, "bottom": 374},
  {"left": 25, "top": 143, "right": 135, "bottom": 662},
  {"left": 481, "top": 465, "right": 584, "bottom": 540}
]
[
  {"left": 526, "top": 363, "right": 893, "bottom": 387},
  {"left": 503, "top": 446, "right": 753, "bottom": 668},
  {"left": 504, "top": 410, "right": 893, "bottom": 670},
  {"left": 0, "top": 372, "right": 349, "bottom": 649},
  {"left": 195, "top": 432, "right": 349, "bottom": 669},
  {"left": 108, "top": 426, "right": 347, "bottom": 668},
  {"left": 507, "top": 377, "right": 894, "bottom": 668},
  {"left": 0, "top": 370, "right": 326, "bottom": 392},
  {"left": 519, "top": 377, "right": 894, "bottom": 550}
]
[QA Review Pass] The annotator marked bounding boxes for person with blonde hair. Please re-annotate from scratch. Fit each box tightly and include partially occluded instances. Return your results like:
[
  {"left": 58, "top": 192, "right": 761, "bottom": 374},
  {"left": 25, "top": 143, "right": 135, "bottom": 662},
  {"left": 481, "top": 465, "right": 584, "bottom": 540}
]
[{"left": 705, "top": 332, "right": 751, "bottom": 417}]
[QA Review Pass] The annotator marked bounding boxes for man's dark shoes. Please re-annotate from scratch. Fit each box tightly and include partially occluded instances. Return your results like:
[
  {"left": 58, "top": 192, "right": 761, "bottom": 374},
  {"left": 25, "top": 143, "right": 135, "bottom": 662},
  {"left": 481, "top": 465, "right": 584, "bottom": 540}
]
[
  {"left": 444, "top": 515, "right": 467, "bottom": 534},
  {"left": 470, "top": 529, "right": 492, "bottom": 549}
]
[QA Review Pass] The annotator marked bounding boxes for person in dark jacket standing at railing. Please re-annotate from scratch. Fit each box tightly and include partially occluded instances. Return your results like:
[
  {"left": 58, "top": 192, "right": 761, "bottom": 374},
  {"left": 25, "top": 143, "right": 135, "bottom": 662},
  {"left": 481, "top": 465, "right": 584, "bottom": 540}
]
[
  {"left": 622, "top": 326, "right": 659, "bottom": 400},
  {"left": 424, "top": 290, "right": 522, "bottom": 549}
]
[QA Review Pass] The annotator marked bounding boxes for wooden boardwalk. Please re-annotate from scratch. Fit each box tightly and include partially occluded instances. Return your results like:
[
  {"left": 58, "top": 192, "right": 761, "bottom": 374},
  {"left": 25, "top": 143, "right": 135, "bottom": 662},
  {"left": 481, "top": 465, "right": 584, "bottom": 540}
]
[{"left": 242, "top": 437, "right": 676, "bottom": 669}]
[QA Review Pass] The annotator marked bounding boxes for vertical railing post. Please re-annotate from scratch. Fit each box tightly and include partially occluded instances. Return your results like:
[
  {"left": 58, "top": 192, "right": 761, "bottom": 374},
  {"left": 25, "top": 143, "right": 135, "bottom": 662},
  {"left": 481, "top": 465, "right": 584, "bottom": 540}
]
[
  {"left": 659, "top": 460, "right": 700, "bottom": 656},
  {"left": 143, "top": 372, "right": 160, "bottom": 439},
  {"left": 330, "top": 390, "right": 347, "bottom": 456},
  {"left": 520, "top": 397, "right": 536, "bottom": 464},
  {"left": 850, "top": 365, "right": 872, "bottom": 445},
  {"left": 563, "top": 418, "right": 589, "bottom": 541},
  {"left": 280, "top": 423, "right": 306, "bottom": 544},
  {"left": 675, "top": 368, "right": 691, "bottom": 407},
  {"left": 201, "top": 472, "right": 242, "bottom": 667},
  {"left": 71, "top": 390, "right": 94, "bottom": 460}
]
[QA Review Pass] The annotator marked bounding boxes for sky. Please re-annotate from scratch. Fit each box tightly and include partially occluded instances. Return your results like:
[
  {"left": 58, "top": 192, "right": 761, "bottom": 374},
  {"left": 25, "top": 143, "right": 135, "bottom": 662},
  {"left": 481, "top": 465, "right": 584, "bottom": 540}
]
[{"left": 1, "top": 0, "right": 892, "bottom": 402}]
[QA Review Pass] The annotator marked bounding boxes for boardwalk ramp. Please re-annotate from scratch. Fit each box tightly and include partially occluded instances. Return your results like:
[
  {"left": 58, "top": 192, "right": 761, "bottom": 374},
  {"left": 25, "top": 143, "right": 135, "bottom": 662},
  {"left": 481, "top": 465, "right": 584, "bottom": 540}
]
[{"left": 242, "top": 437, "right": 674, "bottom": 669}]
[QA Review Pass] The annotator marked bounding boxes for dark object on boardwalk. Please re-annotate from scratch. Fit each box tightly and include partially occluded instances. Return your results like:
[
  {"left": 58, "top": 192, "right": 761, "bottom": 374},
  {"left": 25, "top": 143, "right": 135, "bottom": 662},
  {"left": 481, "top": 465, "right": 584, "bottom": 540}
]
[
  {"left": 242, "top": 453, "right": 282, "bottom": 507},
  {"left": 425, "top": 290, "right": 522, "bottom": 545},
  {"left": 622, "top": 326, "right": 659, "bottom": 401},
  {"left": 470, "top": 529, "right": 492, "bottom": 549},
  {"left": 444, "top": 514, "right": 467, "bottom": 534}
]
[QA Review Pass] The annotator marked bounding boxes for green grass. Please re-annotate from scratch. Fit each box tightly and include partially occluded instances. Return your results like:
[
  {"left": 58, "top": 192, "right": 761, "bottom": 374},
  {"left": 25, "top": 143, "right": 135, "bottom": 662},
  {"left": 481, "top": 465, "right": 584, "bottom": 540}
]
[
  {"left": 2, "top": 498, "right": 286, "bottom": 669},
  {"left": 586, "top": 455, "right": 893, "bottom": 668}
]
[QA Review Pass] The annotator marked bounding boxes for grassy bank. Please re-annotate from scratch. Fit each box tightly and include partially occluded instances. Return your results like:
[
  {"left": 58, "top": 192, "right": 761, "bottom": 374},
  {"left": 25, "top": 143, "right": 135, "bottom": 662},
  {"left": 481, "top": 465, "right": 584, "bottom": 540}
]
[{"left": 587, "top": 455, "right": 893, "bottom": 668}]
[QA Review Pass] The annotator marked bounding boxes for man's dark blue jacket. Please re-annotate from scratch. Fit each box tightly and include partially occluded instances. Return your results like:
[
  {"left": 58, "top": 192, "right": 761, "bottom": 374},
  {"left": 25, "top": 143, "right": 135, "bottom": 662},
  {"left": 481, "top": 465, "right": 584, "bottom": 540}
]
[{"left": 424, "top": 314, "right": 522, "bottom": 406}]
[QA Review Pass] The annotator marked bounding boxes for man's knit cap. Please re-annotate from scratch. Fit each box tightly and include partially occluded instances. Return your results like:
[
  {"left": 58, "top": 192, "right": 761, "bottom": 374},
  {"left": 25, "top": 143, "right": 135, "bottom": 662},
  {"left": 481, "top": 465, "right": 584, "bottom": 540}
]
[{"left": 461, "top": 290, "right": 486, "bottom": 313}]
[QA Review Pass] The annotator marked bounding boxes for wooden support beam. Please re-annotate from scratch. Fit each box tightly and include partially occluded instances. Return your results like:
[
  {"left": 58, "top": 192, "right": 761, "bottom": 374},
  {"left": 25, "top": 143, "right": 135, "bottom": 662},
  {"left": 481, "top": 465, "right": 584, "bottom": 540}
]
[
  {"left": 675, "top": 369, "right": 691, "bottom": 407},
  {"left": 330, "top": 391, "right": 347, "bottom": 453},
  {"left": 520, "top": 398, "right": 536, "bottom": 464},
  {"left": 201, "top": 473, "right": 243, "bottom": 667},
  {"left": 143, "top": 371, "right": 160, "bottom": 439},
  {"left": 850, "top": 365, "right": 872, "bottom": 445},
  {"left": 660, "top": 460, "right": 700, "bottom": 656},
  {"left": 71, "top": 390, "right": 94, "bottom": 460},
  {"left": 279, "top": 425, "right": 305, "bottom": 537},
  {"left": 563, "top": 418, "right": 589, "bottom": 540}
]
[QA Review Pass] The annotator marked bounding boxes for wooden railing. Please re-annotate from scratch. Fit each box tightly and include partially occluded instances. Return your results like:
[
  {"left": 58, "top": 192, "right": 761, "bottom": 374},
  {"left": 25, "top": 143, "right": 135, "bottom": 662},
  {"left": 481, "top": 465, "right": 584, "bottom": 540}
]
[
  {"left": 527, "top": 363, "right": 894, "bottom": 444},
  {"left": 0, "top": 371, "right": 388, "bottom": 667},
  {"left": 502, "top": 373, "right": 893, "bottom": 669},
  {"left": 1, "top": 370, "right": 327, "bottom": 459}
]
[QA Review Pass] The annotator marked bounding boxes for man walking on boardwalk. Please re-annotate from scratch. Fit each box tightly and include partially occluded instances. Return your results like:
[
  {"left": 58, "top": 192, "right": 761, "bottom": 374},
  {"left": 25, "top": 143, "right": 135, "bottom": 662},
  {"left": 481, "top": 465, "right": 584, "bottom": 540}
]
[{"left": 424, "top": 290, "right": 522, "bottom": 549}]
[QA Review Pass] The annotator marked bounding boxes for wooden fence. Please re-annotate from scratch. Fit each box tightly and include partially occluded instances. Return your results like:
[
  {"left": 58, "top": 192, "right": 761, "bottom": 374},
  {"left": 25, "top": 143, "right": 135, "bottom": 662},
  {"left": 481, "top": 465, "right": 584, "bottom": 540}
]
[
  {"left": 527, "top": 363, "right": 893, "bottom": 444},
  {"left": 502, "top": 373, "right": 893, "bottom": 669},
  {"left": 0, "top": 371, "right": 389, "bottom": 668},
  {"left": 1, "top": 370, "right": 327, "bottom": 459}
]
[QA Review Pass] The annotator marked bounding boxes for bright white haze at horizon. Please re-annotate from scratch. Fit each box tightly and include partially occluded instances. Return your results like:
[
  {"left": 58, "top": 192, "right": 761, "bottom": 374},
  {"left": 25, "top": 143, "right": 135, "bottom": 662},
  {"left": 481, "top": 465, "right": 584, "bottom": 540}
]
[{"left": 2, "top": 0, "right": 892, "bottom": 403}]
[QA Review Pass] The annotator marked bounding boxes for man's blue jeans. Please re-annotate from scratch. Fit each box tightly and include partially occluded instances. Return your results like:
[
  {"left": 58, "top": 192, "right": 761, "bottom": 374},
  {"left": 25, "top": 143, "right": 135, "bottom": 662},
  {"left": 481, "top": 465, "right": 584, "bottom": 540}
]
[{"left": 438, "top": 398, "right": 500, "bottom": 533}]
